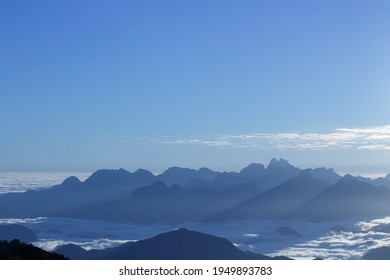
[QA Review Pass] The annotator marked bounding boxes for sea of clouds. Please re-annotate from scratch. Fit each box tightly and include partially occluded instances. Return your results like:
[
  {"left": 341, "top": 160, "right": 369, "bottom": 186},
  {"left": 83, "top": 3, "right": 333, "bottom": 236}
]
[{"left": 2, "top": 216, "right": 390, "bottom": 259}]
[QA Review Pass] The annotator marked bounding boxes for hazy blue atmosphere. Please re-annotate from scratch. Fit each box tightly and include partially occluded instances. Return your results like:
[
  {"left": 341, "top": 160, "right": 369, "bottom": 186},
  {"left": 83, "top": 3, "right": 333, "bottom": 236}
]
[{"left": 1, "top": 0, "right": 389, "bottom": 175}]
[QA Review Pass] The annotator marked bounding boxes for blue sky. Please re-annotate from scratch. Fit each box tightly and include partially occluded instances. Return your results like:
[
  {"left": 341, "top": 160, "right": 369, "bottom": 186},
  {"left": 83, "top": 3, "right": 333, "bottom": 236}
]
[{"left": 1, "top": 0, "right": 390, "bottom": 175}]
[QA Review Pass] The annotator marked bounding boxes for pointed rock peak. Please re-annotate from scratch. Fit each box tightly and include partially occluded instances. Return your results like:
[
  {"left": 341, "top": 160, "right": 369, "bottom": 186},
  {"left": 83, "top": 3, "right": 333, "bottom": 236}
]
[{"left": 266, "top": 158, "right": 294, "bottom": 170}]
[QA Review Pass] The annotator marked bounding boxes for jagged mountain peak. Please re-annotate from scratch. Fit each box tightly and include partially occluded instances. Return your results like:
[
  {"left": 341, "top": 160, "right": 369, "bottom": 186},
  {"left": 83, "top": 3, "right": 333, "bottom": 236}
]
[{"left": 266, "top": 158, "right": 294, "bottom": 170}]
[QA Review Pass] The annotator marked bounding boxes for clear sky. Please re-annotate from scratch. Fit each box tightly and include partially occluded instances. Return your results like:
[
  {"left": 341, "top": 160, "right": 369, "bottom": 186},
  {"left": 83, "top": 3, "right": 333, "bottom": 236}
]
[{"left": 1, "top": 0, "right": 390, "bottom": 175}]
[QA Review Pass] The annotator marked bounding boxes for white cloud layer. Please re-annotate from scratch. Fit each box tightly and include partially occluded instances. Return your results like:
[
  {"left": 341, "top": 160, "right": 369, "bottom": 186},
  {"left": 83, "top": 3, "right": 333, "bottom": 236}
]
[
  {"left": 158, "top": 125, "right": 390, "bottom": 151},
  {"left": 4, "top": 216, "right": 390, "bottom": 259},
  {"left": 0, "top": 172, "right": 91, "bottom": 194}
]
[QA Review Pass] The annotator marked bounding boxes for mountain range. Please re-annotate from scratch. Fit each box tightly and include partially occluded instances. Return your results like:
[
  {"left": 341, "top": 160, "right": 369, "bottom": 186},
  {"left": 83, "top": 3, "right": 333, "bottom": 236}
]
[{"left": 0, "top": 158, "right": 389, "bottom": 223}]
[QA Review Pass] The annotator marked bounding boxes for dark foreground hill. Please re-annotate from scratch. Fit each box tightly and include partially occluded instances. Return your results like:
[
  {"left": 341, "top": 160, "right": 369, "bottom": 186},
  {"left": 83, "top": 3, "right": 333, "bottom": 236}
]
[
  {"left": 0, "top": 240, "right": 66, "bottom": 260},
  {"left": 55, "top": 228, "right": 291, "bottom": 260}
]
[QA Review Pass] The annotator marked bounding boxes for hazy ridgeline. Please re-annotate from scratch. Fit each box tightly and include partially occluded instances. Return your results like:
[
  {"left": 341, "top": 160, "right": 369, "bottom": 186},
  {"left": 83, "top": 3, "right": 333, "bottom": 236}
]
[{"left": 1, "top": 159, "right": 390, "bottom": 224}]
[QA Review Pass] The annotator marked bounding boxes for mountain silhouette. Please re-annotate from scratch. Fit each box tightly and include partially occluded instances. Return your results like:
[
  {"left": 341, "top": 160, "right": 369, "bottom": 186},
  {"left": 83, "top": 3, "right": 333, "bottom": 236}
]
[
  {"left": 275, "top": 226, "right": 301, "bottom": 237},
  {"left": 65, "top": 180, "right": 262, "bottom": 224},
  {"left": 260, "top": 158, "right": 301, "bottom": 190},
  {"left": 0, "top": 168, "right": 157, "bottom": 218},
  {"left": 64, "top": 181, "right": 216, "bottom": 224},
  {"left": 0, "top": 224, "right": 38, "bottom": 243},
  {"left": 214, "top": 171, "right": 329, "bottom": 221},
  {"left": 55, "top": 228, "right": 291, "bottom": 260},
  {"left": 157, "top": 167, "right": 218, "bottom": 187},
  {"left": 306, "top": 168, "right": 341, "bottom": 185},
  {"left": 356, "top": 175, "right": 390, "bottom": 189},
  {"left": 210, "top": 163, "right": 266, "bottom": 191},
  {"left": 288, "top": 174, "right": 390, "bottom": 221},
  {"left": 239, "top": 163, "right": 266, "bottom": 178}
]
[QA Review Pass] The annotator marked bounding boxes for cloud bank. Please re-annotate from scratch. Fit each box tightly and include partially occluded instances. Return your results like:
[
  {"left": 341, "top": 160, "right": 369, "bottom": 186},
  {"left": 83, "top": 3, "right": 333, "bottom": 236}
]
[
  {"left": 0, "top": 172, "right": 91, "bottom": 194},
  {"left": 4, "top": 216, "right": 390, "bottom": 259},
  {"left": 157, "top": 125, "right": 390, "bottom": 151}
]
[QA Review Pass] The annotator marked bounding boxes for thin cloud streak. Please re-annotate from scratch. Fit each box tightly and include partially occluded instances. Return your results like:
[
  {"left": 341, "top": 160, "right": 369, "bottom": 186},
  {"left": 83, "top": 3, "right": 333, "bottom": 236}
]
[{"left": 156, "top": 125, "right": 390, "bottom": 151}]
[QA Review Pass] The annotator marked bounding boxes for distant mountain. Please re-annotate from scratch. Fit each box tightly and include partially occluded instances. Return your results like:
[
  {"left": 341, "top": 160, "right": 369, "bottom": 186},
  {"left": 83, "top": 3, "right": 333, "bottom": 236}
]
[
  {"left": 0, "top": 168, "right": 157, "bottom": 218},
  {"left": 306, "top": 168, "right": 341, "bottom": 185},
  {"left": 259, "top": 158, "right": 301, "bottom": 190},
  {"left": 215, "top": 171, "right": 329, "bottom": 221},
  {"left": 0, "top": 224, "right": 37, "bottom": 243},
  {"left": 211, "top": 163, "right": 265, "bottom": 191},
  {"left": 157, "top": 167, "right": 219, "bottom": 187},
  {"left": 0, "top": 240, "right": 66, "bottom": 260},
  {"left": 356, "top": 175, "right": 390, "bottom": 189},
  {"left": 0, "top": 166, "right": 222, "bottom": 219},
  {"left": 184, "top": 159, "right": 300, "bottom": 193},
  {"left": 110, "top": 182, "right": 195, "bottom": 224},
  {"left": 65, "top": 180, "right": 262, "bottom": 224},
  {"left": 288, "top": 175, "right": 390, "bottom": 221},
  {"left": 275, "top": 227, "right": 301, "bottom": 237},
  {"left": 55, "top": 228, "right": 291, "bottom": 260},
  {"left": 240, "top": 163, "right": 266, "bottom": 178},
  {"left": 361, "top": 246, "right": 390, "bottom": 260}
]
